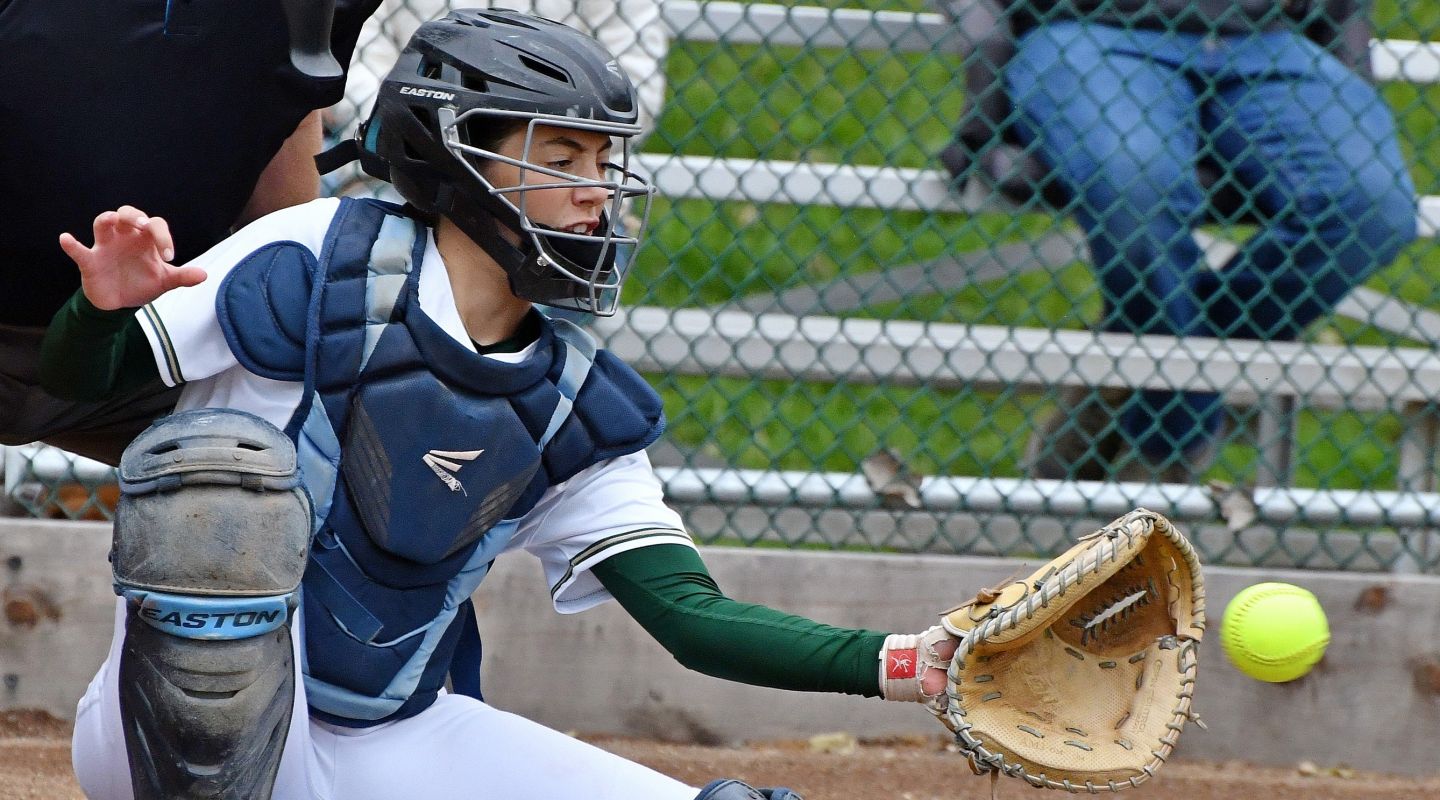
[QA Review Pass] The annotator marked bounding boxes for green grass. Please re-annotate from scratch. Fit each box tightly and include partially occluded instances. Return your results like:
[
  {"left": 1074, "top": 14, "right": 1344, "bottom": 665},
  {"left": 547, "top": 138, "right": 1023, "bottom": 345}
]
[
  {"left": 653, "top": 371, "right": 1411, "bottom": 492},
  {"left": 658, "top": 374, "right": 1033, "bottom": 476},
  {"left": 628, "top": 3, "right": 1440, "bottom": 493}
]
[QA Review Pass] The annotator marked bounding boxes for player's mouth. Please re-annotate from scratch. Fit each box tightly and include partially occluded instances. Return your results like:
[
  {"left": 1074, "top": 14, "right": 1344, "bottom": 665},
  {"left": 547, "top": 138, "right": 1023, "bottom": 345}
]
[{"left": 562, "top": 220, "right": 600, "bottom": 236}]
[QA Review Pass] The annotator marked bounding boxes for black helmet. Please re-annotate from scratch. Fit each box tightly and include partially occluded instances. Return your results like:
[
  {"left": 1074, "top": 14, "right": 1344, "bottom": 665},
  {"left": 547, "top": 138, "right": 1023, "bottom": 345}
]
[{"left": 354, "top": 9, "right": 652, "bottom": 315}]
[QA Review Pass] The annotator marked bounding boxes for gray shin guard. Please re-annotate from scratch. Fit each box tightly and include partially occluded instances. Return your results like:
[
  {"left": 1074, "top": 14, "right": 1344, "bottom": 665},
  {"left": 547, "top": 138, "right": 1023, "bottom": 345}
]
[{"left": 113, "top": 410, "right": 312, "bottom": 800}]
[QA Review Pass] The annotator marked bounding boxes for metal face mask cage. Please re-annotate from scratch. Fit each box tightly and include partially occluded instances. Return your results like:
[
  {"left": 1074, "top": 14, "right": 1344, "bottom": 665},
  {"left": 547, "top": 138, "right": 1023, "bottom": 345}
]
[{"left": 439, "top": 107, "right": 654, "bottom": 316}]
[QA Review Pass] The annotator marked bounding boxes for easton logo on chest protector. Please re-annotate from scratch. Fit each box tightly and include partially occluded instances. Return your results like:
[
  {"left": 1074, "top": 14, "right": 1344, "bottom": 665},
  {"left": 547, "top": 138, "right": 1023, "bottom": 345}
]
[{"left": 422, "top": 448, "right": 485, "bottom": 493}]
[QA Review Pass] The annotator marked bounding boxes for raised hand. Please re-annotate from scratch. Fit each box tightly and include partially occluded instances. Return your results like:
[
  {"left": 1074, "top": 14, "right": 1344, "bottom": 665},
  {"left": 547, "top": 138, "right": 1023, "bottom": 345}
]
[{"left": 59, "top": 205, "right": 207, "bottom": 310}]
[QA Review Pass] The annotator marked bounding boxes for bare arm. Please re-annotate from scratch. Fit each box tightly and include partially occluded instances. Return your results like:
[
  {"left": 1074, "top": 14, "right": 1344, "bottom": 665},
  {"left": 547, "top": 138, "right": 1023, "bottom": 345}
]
[{"left": 235, "top": 110, "right": 326, "bottom": 228}]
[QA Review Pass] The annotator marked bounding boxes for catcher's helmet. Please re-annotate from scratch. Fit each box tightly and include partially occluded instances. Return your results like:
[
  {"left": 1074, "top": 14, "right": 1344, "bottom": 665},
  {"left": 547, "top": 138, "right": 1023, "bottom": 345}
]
[{"left": 356, "top": 9, "right": 652, "bottom": 315}]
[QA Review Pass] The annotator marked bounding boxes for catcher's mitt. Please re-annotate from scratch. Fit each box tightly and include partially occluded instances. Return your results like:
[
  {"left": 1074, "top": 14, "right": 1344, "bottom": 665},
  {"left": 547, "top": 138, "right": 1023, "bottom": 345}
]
[{"left": 939, "top": 509, "right": 1205, "bottom": 793}]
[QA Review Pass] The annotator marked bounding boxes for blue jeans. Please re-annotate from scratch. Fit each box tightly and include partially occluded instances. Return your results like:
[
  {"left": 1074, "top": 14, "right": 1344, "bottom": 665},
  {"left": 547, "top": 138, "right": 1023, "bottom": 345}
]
[{"left": 1007, "top": 21, "right": 1417, "bottom": 463}]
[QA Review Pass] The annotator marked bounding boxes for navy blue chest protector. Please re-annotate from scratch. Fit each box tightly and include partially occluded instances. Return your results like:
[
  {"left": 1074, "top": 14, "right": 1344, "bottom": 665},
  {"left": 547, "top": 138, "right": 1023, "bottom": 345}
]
[{"left": 216, "top": 198, "right": 664, "bottom": 726}]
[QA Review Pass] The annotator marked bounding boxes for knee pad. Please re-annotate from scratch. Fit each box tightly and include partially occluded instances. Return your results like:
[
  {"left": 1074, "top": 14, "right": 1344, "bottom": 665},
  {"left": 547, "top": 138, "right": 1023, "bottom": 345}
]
[
  {"left": 694, "top": 779, "right": 804, "bottom": 800},
  {"left": 112, "top": 409, "right": 311, "bottom": 800}
]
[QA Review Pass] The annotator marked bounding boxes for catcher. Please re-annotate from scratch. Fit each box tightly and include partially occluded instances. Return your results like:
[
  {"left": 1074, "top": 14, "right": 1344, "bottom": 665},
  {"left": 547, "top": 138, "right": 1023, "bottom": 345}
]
[{"left": 41, "top": 10, "right": 1204, "bottom": 799}]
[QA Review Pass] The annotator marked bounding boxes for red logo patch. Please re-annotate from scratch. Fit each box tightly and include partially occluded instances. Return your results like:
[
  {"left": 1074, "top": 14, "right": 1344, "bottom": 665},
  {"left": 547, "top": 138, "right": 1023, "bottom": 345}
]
[{"left": 887, "top": 648, "right": 918, "bottom": 680}]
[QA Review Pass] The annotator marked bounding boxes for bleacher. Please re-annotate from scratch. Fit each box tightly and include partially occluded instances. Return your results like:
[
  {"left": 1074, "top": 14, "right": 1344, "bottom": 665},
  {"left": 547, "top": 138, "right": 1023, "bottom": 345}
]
[{"left": 610, "top": 2, "right": 1440, "bottom": 570}]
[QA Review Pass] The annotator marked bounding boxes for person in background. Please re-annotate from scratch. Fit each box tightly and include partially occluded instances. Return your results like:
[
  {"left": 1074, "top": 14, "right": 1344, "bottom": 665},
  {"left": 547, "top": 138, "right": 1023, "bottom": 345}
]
[{"left": 937, "top": 0, "right": 1417, "bottom": 483}]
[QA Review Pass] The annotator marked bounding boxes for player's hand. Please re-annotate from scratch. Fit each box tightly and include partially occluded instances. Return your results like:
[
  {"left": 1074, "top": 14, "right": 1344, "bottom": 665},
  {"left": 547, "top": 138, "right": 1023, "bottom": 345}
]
[
  {"left": 59, "top": 206, "right": 207, "bottom": 310},
  {"left": 879, "top": 625, "right": 960, "bottom": 709},
  {"left": 922, "top": 634, "right": 958, "bottom": 696}
]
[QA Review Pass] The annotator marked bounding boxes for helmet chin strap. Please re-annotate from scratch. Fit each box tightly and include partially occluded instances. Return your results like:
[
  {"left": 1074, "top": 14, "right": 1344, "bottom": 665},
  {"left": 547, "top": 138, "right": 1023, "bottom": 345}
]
[
  {"left": 440, "top": 185, "right": 618, "bottom": 311},
  {"left": 440, "top": 185, "right": 532, "bottom": 278},
  {"left": 518, "top": 216, "right": 624, "bottom": 313},
  {"left": 533, "top": 218, "right": 621, "bottom": 283}
]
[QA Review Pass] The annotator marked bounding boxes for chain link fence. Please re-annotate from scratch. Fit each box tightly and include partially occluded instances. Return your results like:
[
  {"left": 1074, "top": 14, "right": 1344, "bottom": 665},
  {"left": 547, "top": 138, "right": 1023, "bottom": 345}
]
[{"left": 7, "top": 0, "right": 1440, "bottom": 573}]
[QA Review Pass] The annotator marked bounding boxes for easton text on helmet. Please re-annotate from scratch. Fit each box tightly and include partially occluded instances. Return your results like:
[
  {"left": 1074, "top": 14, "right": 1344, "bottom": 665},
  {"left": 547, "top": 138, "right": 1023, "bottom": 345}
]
[{"left": 399, "top": 86, "right": 457, "bottom": 101}]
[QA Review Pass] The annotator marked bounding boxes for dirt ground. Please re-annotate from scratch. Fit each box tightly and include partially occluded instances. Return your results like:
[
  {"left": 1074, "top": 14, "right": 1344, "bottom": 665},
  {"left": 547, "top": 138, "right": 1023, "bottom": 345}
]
[{"left": 4, "top": 708, "right": 1438, "bottom": 800}]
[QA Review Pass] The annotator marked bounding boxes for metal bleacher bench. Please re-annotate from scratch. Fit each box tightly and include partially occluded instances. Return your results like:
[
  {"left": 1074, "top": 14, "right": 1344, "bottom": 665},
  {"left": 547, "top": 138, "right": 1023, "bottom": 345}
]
[
  {"left": 605, "top": 1, "right": 1440, "bottom": 568},
  {"left": 8, "top": 2, "right": 1440, "bottom": 568}
]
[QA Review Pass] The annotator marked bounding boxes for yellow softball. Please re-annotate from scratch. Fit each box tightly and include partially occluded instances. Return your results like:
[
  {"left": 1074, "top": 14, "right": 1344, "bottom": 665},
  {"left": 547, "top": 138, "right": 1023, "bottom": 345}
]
[{"left": 1220, "top": 582, "right": 1330, "bottom": 683}]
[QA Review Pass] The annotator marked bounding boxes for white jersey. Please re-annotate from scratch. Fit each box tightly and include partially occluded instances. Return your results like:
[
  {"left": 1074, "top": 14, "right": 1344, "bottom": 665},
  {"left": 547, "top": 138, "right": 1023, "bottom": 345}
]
[
  {"left": 135, "top": 197, "right": 693, "bottom": 611},
  {"left": 72, "top": 200, "right": 701, "bottom": 799}
]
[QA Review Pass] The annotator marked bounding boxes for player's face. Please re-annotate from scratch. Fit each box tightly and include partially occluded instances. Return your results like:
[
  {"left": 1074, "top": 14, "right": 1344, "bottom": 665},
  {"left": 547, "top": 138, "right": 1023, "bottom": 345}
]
[{"left": 483, "top": 124, "right": 614, "bottom": 240}]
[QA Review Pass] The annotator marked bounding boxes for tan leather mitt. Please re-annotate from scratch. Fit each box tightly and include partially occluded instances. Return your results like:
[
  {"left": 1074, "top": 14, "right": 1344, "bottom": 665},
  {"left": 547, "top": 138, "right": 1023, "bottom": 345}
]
[{"left": 939, "top": 509, "right": 1205, "bottom": 792}]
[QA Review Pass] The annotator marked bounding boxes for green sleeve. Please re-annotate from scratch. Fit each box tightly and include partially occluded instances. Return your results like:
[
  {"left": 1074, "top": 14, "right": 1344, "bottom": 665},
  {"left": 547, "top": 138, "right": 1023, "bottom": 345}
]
[
  {"left": 39, "top": 290, "right": 160, "bottom": 401},
  {"left": 591, "top": 543, "right": 888, "bottom": 697}
]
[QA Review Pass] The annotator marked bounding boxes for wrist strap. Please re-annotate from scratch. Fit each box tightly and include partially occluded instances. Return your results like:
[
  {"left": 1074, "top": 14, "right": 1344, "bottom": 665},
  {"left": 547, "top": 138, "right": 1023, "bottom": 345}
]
[{"left": 879, "top": 632, "right": 926, "bottom": 702}]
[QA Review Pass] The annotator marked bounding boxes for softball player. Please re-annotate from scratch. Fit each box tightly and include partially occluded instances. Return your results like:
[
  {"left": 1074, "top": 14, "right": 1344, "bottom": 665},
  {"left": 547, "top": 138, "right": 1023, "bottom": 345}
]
[{"left": 43, "top": 11, "right": 957, "bottom": 799}]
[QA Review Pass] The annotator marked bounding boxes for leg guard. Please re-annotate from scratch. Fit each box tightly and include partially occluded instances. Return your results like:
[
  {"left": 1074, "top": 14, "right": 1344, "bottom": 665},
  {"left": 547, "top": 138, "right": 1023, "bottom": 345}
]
[
  {"left": 112, "top": 409, "right": 312, "bottom": 800},
  {"left": 694, "top": 779, "right": 804, "bottom": 800}
]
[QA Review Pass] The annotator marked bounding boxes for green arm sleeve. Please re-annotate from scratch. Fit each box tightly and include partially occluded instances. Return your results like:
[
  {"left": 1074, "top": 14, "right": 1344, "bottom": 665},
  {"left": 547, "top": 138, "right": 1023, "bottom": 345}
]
[
  {"left": 39, "top": 290, "right": 160, "bottom": 401},
  {"left": 591, "top": 543, "right": 888, "bottom": 697}
]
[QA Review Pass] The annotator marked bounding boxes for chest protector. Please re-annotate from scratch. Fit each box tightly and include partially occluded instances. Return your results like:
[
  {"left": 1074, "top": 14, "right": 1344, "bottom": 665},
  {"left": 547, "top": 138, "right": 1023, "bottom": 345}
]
[{"left": 216, "top": 198, "right": 664, "bottom": 726}]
